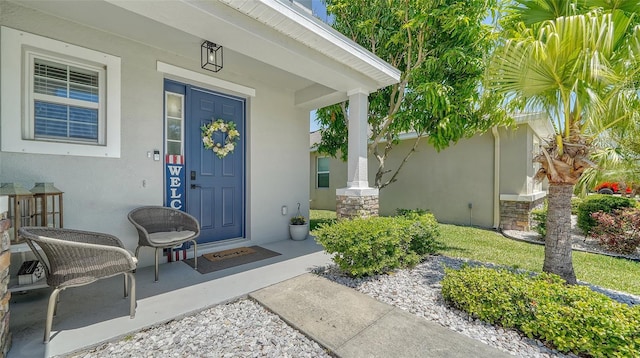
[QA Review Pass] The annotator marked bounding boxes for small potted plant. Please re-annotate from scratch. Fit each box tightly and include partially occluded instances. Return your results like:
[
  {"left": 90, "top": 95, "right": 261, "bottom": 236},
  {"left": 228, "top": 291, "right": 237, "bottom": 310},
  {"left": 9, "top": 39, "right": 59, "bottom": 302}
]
[{"left": 289, "top": 203, "right": 309, "bottom": 241}]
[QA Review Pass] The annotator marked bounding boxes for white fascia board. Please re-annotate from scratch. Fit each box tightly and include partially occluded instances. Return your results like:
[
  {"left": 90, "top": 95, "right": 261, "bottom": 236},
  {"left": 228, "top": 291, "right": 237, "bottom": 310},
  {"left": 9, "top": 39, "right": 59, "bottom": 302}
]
[
  {"left": 220, "top": 0, "right": 400, "bottom": 88},
  {"left": 157, "top": 61, "right": 255, "bottom": 98},
  {"left": 512, "top": 112, "right": 554, "bottom": 139},
  {"left": 500, "top": 191, "right": 547, "bottom": 202}
]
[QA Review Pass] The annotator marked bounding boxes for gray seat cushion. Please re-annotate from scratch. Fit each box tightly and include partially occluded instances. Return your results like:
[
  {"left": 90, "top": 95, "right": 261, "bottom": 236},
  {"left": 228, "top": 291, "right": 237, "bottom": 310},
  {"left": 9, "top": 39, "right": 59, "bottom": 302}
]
[{"left": 149, "top": 230, "right": 196, "bottom": 244}]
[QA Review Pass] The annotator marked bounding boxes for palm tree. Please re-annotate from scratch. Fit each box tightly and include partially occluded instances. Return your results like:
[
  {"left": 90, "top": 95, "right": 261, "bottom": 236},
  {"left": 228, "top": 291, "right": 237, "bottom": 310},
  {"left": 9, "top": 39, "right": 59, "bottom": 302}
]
[{"left": 486, "top": 0, "right": 640, "bottom": 283}]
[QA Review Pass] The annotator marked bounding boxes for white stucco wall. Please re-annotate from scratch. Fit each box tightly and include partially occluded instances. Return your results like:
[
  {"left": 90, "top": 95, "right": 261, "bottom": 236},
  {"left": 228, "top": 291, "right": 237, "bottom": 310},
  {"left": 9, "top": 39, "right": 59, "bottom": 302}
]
[{"left": 0, "top": 3, "right": 310, "bottom": 267}]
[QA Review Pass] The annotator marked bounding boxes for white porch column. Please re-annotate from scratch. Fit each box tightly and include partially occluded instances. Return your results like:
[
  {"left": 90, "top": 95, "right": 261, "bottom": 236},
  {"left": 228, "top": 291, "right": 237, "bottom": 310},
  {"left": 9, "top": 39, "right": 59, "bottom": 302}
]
[{"left": 336, "top": 89, "right": 379, "bottom": 219}]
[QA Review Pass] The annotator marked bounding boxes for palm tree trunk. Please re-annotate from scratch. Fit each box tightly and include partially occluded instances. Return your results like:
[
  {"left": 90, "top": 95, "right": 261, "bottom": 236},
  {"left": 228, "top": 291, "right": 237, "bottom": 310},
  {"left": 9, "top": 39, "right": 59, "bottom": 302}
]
[{"left": 543, "top": 183, "right": 577, "bottom": 284}]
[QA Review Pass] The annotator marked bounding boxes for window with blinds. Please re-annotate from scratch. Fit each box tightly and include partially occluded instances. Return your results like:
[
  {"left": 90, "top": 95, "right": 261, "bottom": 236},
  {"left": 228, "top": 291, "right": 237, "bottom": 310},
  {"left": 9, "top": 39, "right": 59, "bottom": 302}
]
[{"left": 30, "top": 56, "right": 104, "bottom": 143}]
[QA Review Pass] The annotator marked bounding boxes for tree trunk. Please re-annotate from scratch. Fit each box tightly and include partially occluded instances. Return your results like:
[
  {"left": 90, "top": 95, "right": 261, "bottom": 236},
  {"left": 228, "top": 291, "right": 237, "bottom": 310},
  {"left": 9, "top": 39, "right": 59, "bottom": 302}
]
[{"left": 543, "top": 183, "right": 577, "bottom": 284}]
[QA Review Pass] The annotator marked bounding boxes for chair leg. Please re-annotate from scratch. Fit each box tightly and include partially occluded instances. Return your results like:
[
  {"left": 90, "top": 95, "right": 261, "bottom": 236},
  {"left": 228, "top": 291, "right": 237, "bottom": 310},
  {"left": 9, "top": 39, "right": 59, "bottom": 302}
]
[
  {"left": 134, "top": 246, "right": 141, "bottom": 273},
  {"left": 124, "top": 273, "right": 129, "bottom": 298},
  {"left": 127, "top": 272, "right": 136, "bottom": 318},
  {"left": 154, "top": 247, "right": 159, "bottom": 282},
  {"left": 53, "top": 292, "right": 61, "bottom": 316},
  {"left": 45, "top": 287, "right": 62, "bottom": 343},
  {"left": 191, "top": 240, "right": 198, "bottom": 270}
]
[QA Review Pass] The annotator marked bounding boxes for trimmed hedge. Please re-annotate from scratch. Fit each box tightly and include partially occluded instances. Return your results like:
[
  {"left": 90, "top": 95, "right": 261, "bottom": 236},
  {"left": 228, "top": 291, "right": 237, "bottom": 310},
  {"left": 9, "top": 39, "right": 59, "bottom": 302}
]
[
  {"left": 314, "top": 212, "right": 439, "bottom": 277},
  {"left": 571, "top": 196, "right": 582, "bottom": 215},
  {"left": 576, "top": 194, "right": 636, "bottom": 235},
  {"left": 442, "top": 267, "right": 640, "bottom": 357}
]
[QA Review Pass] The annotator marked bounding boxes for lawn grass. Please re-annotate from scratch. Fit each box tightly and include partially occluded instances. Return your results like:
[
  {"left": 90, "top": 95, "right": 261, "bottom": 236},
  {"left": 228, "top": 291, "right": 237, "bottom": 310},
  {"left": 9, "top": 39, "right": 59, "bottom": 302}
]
[
  {"left": 309, "top": 209, "right": 337, "bottom": 231},
  {"left": 310, "top": 210, "right": 640, "bottom": 296},
  {"left": 436, "top": 224, "right": 640, "bottom": 296}
]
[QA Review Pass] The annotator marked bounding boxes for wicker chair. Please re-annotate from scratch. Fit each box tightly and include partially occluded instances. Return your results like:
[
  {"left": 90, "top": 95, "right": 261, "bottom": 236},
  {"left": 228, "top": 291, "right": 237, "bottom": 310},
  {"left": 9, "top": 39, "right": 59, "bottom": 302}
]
[
  {"left": 18, "top": 227, "right": 137, "bottom": 343},
  {"left": 127, "top": 206, "right": 200, "bottom": 281}
]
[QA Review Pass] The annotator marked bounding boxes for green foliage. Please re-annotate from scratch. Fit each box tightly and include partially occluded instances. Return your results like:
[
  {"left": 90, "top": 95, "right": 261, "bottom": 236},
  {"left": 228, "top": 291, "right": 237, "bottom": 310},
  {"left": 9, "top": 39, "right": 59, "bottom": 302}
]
[
  {"left": 442, "top": 267, "right": 640, "bottom": 357},
  {"left": 317, "top": 0, "right": 509, "bottom": 188},
  {"left": 396, "top": 209, "right": 441, "bottom": 256},
  {"left": 395, "top": 208, "right": 429, "bottom": 217},
  {"left": 570, "top": 196, "right": 582, "bottom": 215},
  {"left": 315, "top": 214, "right": 439, "bottom": 277},
  {"left": 290, "top": 215, "right": 307, "bottom": 225},
  {"left": 576, "top": 194, "right": 635, "bottom": 235},
  {"left": 531, "top": 201, "right": 547, "bottom": 237},
  {"left": 309, "top": 210, "right": 337, "bottom": 232}
]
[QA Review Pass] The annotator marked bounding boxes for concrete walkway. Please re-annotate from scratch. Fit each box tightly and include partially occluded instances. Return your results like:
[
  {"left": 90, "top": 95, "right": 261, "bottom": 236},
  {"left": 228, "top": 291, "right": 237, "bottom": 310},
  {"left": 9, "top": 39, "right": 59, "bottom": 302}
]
[{"left": 251, "top": 274, "right": 512, "bottom": 358}]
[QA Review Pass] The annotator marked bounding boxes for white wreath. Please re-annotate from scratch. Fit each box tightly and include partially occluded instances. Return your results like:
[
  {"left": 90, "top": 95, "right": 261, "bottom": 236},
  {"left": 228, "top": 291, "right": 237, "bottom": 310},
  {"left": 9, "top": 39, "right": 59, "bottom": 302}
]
[{"left": 201, "top": 119, "right": 240, "bottom": 159}]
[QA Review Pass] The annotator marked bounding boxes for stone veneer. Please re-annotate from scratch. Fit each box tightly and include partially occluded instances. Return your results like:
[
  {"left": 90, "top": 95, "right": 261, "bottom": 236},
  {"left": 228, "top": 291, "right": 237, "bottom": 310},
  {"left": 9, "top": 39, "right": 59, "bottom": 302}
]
[
  {"left": 0, "top": 197, "right": 11, "bottom": 357},
  {"left": 336, "top": 195, "right": 379, "bottom": 220},
  {"left": 500, "top": 197, "right": 546, "bottom": 231}
]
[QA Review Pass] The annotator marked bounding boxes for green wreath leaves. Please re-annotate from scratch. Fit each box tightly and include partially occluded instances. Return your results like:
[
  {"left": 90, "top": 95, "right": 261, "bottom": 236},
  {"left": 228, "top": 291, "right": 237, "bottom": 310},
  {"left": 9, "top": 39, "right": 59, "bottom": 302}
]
[{"left": 201, "top": 119, "right": 240, "bottom": 159}]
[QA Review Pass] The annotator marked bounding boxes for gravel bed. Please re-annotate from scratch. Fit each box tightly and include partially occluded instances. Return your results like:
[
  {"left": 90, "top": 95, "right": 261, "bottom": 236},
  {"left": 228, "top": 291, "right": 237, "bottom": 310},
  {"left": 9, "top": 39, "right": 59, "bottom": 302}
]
[
  {"left": 61, "top": 299, "right": 332, "bottom": 358},
  {"left": 64, "top": 254, "right": 639, "bottom": 358},
  {"left": 317, "top": 255, "right": 639, "bottom": 358}
]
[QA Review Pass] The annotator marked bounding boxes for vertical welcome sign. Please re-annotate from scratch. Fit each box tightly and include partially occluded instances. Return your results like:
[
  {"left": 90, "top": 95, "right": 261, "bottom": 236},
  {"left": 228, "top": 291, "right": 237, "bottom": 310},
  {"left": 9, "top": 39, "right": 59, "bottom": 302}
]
[{"left": 165, "top": 155, "right": 185, "bottom": 210}]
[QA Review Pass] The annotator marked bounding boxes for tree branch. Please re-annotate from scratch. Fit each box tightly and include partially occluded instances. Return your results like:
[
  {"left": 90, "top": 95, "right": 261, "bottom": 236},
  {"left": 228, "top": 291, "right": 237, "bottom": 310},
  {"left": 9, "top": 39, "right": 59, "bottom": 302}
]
[{"left": 379, "top": 132, "right": 425, "bottom": 189}]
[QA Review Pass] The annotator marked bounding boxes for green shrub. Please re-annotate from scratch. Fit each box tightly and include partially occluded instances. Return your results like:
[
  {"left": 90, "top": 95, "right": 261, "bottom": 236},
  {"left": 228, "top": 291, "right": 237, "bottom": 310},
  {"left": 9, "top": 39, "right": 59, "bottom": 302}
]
[
  {"left": 531, "top": 202, "right": 547, "bottom": 237},
  {"left": 571, "top": 196, "right": 582, "bottom": 215},
  {"left": 576, "top": 195, "right": 635, "bottom": 235},
  {"left": 441, "top": 266, "right": 535, "bottom": 327},
  {"left": 396, "top": 209, "right": 440, "bottom": 256},
  {"left": 395, "top": 208, "right": 429, "bottom": 217},
  {"left": 442, "top": 267, "right": 640, "bottom": 357},
  {"left": 315, "top": 213, "right": 439, "bottom": 277},
  {"left": 591, "top": 208, "right": 640, "bottom": 254}
]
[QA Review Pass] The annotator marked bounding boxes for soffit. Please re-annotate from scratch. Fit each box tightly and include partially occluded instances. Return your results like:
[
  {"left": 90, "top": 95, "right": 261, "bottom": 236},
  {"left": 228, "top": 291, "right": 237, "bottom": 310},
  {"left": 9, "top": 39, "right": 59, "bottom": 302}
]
[
  {"left": 107, "top": 0, "right": 399, "bottom": 93},
  {"left": 9, "top": 0, "right": 313, "bottom": 93},
  {"left": 11, "top": 0, "right": 400, "bottom": 105}
]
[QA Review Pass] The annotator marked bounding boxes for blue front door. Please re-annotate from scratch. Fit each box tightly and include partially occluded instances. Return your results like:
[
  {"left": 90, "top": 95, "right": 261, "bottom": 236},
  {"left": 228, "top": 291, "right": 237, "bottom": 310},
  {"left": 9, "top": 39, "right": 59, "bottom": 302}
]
[{"left": 184, "top": 85, "right": 245, "bottom": 243}]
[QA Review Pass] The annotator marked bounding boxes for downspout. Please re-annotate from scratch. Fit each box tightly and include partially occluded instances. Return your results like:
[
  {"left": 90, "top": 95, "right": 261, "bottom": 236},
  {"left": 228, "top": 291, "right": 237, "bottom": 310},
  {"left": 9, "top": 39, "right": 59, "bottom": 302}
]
[{"left": 492, "top": 126, "right": 501, "bottom": 229}]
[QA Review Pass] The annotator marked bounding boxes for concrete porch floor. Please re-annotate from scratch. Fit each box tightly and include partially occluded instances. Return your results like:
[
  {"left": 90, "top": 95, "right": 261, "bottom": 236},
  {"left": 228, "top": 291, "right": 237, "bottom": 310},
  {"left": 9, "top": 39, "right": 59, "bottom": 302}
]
[{"left": 8, "top": 238, "right": 331, "bottom": 358}]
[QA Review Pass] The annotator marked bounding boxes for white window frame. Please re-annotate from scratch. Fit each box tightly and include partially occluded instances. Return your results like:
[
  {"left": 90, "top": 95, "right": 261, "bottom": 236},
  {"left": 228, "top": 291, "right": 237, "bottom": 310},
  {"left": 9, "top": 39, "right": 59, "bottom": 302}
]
[
  {"left": 317, "top": 156, "right": 330, "bottom": 189},
  {"left": 1, "top": 26, "right": 121, "bottom": 157},
  {"left": 26, "top": 52, "right": 106, "bottom": 144},
  {"left": 165, "top": 92, "right": 185, "bottom": 156}
]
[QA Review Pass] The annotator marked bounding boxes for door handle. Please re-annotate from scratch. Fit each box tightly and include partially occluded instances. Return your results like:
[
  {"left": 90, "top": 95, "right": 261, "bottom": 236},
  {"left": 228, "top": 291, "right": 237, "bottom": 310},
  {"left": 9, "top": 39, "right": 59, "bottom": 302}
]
[{"left": 191, "top": 184, "right": 201, "bottom": 189}]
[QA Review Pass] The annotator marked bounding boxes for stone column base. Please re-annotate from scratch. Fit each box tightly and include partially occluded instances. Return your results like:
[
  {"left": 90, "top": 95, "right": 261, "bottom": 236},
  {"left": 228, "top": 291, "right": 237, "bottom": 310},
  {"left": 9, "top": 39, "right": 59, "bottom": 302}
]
[
  {"left": 0, "top": 195, "right": 11, "bottom": 356},
  {"left": 499, "top": 192, "right": 546, "bottom": 231},
  {"left": 336, "top": 188, "right": 379, "bottom": 220}
]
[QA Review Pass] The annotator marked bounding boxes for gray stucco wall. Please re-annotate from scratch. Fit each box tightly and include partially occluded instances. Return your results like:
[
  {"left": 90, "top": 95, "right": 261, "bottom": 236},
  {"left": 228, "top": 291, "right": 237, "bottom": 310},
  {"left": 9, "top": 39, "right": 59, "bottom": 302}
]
[
  {"left": 310, "top": 132, "right": 495, "bottom": 227},
  {"left": 0, "top": 2, "right": 311, "bottom": 267},
  {"left": 310, "top": 124, "right": 538, "bottom": 228},
  {"left": 498, "top": 125, "right": 542, "bottom": 195}
]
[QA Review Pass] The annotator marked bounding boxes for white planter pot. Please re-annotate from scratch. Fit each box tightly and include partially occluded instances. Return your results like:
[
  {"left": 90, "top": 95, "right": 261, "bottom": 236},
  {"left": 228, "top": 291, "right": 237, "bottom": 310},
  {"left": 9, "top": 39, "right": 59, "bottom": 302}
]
[{"left": 289, "top": 224, "right": 309, "bottom": 241}]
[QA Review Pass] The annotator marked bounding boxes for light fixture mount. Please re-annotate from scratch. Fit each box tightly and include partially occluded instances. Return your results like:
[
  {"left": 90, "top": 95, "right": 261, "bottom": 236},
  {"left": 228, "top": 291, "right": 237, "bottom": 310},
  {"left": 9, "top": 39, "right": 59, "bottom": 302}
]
[{"left": 201, "top": 40, "right": 223, "bottom": 73}]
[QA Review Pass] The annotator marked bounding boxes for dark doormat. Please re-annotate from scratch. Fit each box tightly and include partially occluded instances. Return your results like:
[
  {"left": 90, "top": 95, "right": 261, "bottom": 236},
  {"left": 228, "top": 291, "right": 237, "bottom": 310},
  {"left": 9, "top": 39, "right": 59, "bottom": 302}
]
[{"left": 183, "top": 246, "right": 281, "bottom": 274}]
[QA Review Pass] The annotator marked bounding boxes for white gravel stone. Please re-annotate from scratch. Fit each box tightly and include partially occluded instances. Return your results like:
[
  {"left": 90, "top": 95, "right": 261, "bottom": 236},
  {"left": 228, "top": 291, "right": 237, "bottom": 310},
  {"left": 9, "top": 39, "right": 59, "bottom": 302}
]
[
  {"left": 59, "top": 254, "right": 638, "bottom": 358},
  {"left": 317, "top": 255, "right": 639, "bottom": 358},
  {"left": 60, "top": 299, "right": 332, "bottom": 358}
]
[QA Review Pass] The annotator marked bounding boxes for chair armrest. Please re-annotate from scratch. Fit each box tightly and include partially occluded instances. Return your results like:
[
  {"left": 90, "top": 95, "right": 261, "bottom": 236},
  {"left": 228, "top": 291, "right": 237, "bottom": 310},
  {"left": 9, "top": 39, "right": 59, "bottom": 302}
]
[{"left": 19, "top": 227, "right": 138, "bottom": 287}]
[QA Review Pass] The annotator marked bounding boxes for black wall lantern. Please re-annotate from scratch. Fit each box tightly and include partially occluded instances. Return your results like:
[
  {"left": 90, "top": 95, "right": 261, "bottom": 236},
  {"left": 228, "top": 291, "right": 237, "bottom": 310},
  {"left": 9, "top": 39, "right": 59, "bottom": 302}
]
[{"left": 201, "top": 41, "right": 223, "bottom": 72}]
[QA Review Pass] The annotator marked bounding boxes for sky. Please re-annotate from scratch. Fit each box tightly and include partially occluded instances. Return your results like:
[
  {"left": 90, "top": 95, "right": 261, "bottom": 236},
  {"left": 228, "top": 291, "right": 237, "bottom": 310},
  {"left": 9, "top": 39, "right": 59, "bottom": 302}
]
[{"left": 310, "top": 110, "right": 320, "bottom": 132}]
